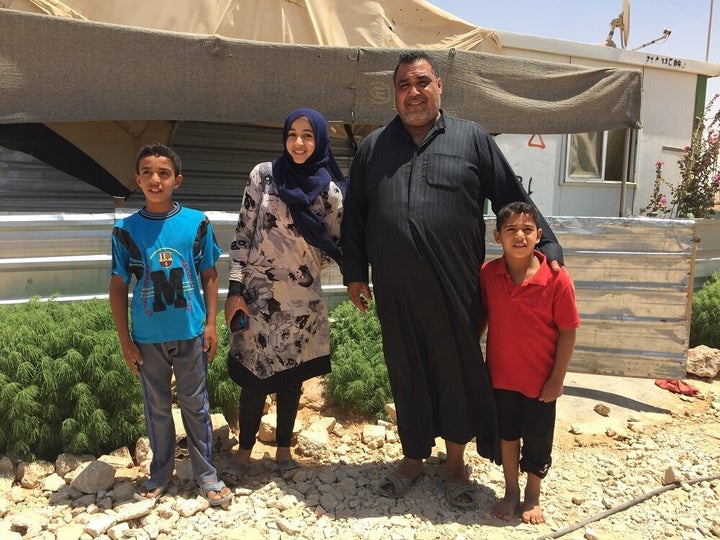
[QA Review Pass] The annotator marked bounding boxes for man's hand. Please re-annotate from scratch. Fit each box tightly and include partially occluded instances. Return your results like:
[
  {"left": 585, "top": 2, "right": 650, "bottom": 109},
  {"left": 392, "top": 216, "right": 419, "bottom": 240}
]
[
  {"left": 549, "top": 259, "right": 571, "bottom": 277},
  {"left": 347, "top": 282, "right": 372, "bottom": 313}
]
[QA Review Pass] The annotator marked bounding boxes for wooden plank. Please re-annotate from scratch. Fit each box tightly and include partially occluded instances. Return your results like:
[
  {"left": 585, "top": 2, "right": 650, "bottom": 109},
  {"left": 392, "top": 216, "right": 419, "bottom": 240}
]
[
  {"left": 569, "top": 350, "right": 685, "bottom": 379},
  {"left": 577, "top": 288, "right": 688, "bottom": 320},
  {"left": 576, "top": 319, "right": 688, "bottom": 353}
]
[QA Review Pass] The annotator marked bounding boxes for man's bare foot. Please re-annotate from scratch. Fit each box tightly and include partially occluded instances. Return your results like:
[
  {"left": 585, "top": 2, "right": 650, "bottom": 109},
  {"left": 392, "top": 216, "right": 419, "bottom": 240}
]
[
  {"left": 491, "top": 493, "right": 520, "bottom": 521},
  {"left": 521, "top": 497, "right": 545, "bottom": 524},
  {"left": 377, "top": 458, "right": 423, "bottom": 496},
  {"left": 395, "top": 458, "right": 425, "bottom": 478},
  {"left": 396, "top": 457, "right": 424, "bottom": 478}
]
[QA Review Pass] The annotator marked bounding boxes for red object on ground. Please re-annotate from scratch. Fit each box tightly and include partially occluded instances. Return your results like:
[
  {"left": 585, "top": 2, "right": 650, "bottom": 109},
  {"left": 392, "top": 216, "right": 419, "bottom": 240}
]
[{"left": 654, "top": 379, "right": 700, "bottom": 396}]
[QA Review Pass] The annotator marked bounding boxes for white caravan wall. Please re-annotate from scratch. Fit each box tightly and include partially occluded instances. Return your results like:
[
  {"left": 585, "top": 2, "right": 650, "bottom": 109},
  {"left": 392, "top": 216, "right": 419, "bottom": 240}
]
[
  {"left": 495, "top": 133, "right": 563, "bottom": 215},
  {"left": 636, "top": 69, "right": 699, "bottom": 212},
  {"left": 498, "top": 33, "right": 712, "bottom": 217}
]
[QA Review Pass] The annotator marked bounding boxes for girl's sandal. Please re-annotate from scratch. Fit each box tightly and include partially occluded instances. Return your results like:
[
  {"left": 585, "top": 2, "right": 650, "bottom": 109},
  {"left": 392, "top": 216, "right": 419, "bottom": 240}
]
[
  {"left": 278, "top": 459, "right": 301, "bottom": 480},
  {"left": 219, "top": 462, "right": 250, "bottom": 487}
]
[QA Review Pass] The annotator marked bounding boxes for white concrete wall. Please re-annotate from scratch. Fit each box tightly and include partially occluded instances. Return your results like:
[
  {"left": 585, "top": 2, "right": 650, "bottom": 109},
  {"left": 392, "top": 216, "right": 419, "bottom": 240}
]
[{"left": 494, "top": 31, "right": 717, "bottom": 218}]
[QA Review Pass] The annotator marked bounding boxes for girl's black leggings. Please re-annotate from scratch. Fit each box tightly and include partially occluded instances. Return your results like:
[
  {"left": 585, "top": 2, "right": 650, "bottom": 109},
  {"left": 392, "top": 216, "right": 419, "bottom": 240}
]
[{"left": 238, "top": 380, "right": 303, "bottom": 450}]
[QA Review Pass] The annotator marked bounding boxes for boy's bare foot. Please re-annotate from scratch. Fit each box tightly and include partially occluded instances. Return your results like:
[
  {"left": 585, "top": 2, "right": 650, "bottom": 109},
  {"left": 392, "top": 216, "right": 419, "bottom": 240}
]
[
  {"left": 491, "top": 493, "right": 520, "bottom": 521},
  {"left": 134, "top": 485, "right": 165, "bottom": 500},
  {"left": 521, "top": 497, "right": 545, "bottom": 524}
]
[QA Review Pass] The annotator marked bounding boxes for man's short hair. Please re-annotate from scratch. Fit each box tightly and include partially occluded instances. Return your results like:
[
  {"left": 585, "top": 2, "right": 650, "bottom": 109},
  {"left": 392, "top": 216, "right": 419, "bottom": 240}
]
[
  {"left": 393, "top": 51, "right": 440, "bottom": 83},
  {"left": 135, "top": 143, "right": 182, "bottom": 175}
]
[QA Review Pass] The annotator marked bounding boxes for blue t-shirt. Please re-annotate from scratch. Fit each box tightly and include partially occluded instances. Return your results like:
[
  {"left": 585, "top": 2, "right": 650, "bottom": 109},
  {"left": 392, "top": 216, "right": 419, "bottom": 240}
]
[{"left": 110, "top": 204, "right": 222, "bottom": 343}]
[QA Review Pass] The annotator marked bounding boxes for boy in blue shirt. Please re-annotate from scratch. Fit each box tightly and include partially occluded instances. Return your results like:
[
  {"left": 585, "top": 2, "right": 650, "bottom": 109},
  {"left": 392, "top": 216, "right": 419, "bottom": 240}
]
[{"left": 110, "top": 144, "right": 232, "bottom": 506}]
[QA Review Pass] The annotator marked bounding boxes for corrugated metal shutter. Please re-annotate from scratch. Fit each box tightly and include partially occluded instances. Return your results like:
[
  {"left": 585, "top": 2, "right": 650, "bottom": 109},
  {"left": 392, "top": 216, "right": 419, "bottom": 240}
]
[
  {"left": 168, "top": 121, "right": 355, "bottom": 212},
  {"left": 0, "top": 146, "right": 118, "bottom": 213},
  {"left": 1, "top": 121, "right": 356, "bottom": 214}
]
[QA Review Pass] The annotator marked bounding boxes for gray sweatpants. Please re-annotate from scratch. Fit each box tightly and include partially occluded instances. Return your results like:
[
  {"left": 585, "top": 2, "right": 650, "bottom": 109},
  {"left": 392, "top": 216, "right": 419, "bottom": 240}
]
[{"left": 137, "top": 337, "right": 222, "bottom": 492}]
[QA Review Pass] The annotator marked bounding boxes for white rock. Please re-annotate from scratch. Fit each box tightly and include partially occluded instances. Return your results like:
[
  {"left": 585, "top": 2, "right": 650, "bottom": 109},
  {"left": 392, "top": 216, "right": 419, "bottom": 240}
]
[
  {"left": 311, "top": 416, "right": 336, "bottom": 433},
  {"left": 134, "top": 437, "right": 153, "bottom": 464},
  {"left": 384, "top": 403, "right": 397, "bottom": 423},
  {"left": 664, "top": 466, "right": 683, "bottom": 485},
  {"left": 177, "top": 496, "right": 209, "bottom": 517},
  {"left": 42, "top": 472, "right": 67, "bottom": 492},
  {"left": 362, "top": 425, "right": 386, "bottom": 445},
  {"left": 686, "top": 345, "right": 720, "bottom": 378},
  {"left": 18, "top": 460, "right": 55, "bottom": 488},
  {"left": 97, "top": 454, "right": 134, "bottom": 470},
  {"left": 259, "top": 413, "right": 277, "bottom": 443},
  {"left": 106, "top": 521, "right": 130, "bottom": 540},
  {"left": 83, "top": 514, "right": 117, "bottom": 537},
  {"left": 296, "top": 426, "right": 330, "bottom": 459},
  {"left": 55, "top": 523, "right": 85, "bottom": 540}
]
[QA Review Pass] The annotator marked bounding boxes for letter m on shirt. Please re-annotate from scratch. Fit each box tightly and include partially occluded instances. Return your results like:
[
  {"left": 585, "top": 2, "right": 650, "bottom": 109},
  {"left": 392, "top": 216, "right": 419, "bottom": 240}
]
[{"left": 150, "top": 268, "right": 188, "bottom": 311}]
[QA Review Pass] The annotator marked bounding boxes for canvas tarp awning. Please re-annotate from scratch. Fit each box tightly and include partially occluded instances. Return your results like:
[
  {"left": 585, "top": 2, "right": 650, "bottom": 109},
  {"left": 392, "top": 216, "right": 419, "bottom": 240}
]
[
  {"left": 3, "top": 0, "right": 504, "bottom": 52},
  {"left": 0, "top": 3, "right": 642, "bottom": 195}
]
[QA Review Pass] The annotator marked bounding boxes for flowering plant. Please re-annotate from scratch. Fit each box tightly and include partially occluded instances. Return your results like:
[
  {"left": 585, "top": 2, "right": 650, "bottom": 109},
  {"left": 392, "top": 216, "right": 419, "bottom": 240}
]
[{"left": 644, "top": 95, "right": 720, "bottom": 218}]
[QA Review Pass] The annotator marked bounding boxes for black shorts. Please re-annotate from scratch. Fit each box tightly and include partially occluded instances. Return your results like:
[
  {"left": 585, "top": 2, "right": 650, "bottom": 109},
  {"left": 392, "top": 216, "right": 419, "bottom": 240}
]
[{"left": 494, "top": 388, "right": 556, "bottom": 478}]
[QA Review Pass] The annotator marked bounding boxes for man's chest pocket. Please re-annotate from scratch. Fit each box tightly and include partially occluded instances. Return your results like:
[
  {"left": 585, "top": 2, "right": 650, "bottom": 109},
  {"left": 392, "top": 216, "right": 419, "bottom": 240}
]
[{"left": 423, "top": 153, "right": 474, "bottom": 189}]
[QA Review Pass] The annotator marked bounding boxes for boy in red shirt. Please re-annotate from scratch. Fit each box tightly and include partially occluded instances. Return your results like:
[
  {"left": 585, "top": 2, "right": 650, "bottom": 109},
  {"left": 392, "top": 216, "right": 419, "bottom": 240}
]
[{"left": 479, "top": 201, "right": 579, "bottom": 524}]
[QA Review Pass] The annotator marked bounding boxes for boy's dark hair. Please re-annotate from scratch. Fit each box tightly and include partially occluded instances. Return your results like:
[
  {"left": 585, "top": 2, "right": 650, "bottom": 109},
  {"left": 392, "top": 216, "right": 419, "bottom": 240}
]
[
  {"left": 393, "top": 51, "right": 440, "bottom": 83},
  {"left": 496, "top": 201, "right": 540, "bottom": 230},
  {"left": 135, "top": 143, "right": 182, "bottom": 175}
]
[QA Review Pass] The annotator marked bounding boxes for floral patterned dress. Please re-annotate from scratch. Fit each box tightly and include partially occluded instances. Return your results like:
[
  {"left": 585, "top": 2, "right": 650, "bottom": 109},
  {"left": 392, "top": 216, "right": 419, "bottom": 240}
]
[{"left": 227, "top": 162, "right": 343, "bottom": 389}]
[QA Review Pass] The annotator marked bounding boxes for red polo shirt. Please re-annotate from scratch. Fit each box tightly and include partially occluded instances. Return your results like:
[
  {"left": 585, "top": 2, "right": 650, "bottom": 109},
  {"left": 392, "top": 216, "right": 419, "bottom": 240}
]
[{"left": 480, "top": 251, "right": 580, "bottom": 398}]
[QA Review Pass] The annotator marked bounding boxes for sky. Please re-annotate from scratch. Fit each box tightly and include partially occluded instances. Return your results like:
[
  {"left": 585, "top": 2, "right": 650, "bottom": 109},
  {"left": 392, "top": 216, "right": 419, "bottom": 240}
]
[{"left": 429, "top": 0, "right": 720, "bottom": 110}]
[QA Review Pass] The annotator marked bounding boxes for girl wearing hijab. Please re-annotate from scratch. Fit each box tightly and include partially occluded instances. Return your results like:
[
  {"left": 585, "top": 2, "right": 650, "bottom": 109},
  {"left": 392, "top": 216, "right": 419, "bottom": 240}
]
[{"left": 221, "top": 108, "right": 346, "bottom": 486}]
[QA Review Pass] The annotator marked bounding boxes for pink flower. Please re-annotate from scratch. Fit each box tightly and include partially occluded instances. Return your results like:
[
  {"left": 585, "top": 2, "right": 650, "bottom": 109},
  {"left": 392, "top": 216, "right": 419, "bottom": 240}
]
[{"left": 660, "top": 194, "right": 667, "bottom": 205}]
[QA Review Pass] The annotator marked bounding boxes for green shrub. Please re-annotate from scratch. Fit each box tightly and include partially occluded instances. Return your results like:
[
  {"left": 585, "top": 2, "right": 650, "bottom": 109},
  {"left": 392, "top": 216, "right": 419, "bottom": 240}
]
[
  {"left": 0, "top": 299, "right": 240, "bottom": 462},
  {"left": 691, "top": 271, "right": 720, "bottom": 348},
  {"left": 327, "top": 300, "right": 391, "bottom": 417},
  {"left": 0, "top": 299, "right": 145, "bottom": 461},
  {"left": 206, "top": 322, "right": 240, "bottom": 428}
]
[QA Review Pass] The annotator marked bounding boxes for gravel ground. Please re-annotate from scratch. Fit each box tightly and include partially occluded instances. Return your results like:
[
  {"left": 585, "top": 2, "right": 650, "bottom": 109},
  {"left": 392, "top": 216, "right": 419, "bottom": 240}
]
[{"left": 1, "top": 374, "right": 718, "bottom": 540}]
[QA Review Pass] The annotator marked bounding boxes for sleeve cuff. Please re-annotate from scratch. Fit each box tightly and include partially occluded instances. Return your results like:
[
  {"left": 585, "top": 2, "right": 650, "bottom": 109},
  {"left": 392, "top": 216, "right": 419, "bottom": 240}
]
[{"left": 228, "top": 280, "right": 245, "bottom": 296}]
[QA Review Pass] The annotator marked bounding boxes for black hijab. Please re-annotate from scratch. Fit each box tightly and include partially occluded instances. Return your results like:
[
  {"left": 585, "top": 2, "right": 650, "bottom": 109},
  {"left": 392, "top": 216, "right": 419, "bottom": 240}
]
[{"left": 272, "top": 108, "right": 347, "bottom": 269}]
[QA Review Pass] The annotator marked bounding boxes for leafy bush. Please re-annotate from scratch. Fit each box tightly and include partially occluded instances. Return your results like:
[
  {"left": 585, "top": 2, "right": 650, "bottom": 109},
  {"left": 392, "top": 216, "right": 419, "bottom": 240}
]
[
  {"left": 327, "top": 300, "right": 391, "bottom": 417},
  {"left": 0, "top": 299, "right": 145, "bottom": 461},
  {"left": 644, "top": 95, "right": 720, "bottom": 218},
  {"left": 0, "top": 299, "right": 240, "bottom": 461},
  {"left": 691, "top": 271, "right": 720, "bottom": 348},
  {"left": 206, "top": 323, "right": 240, "bottom": 428}
]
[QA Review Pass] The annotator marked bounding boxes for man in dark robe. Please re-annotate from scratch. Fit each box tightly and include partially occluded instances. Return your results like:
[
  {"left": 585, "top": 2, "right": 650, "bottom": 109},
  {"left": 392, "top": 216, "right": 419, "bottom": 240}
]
[{"left": 341, "top": 51, "right": 564, "bottom": 507}]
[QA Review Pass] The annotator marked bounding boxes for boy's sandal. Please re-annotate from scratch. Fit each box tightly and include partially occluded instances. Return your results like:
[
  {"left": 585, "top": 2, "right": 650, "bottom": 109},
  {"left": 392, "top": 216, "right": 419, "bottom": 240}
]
[
  {"left": 200, "top": 484, "right": 233, "bottom": 507},
  {"left": 133, "top": 483, "right": 167, "bottom": 502},
  {"left": 444, "top": 481, "right": 478, "bottom": 508},
  {"left": 278, "top": 459, "right": 301, "bottom": 480},
  {"left": 220, "top": 462, "right": 250, "bottom": 487}
]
